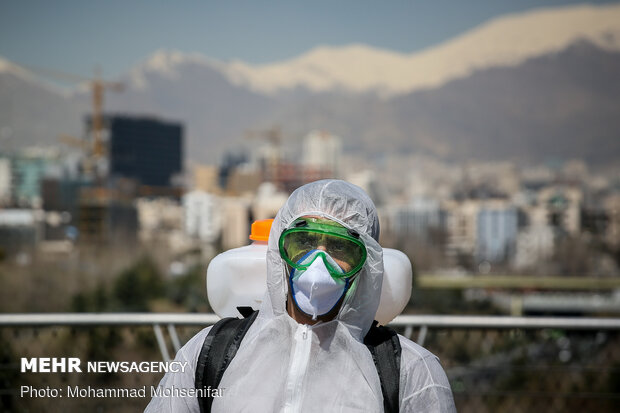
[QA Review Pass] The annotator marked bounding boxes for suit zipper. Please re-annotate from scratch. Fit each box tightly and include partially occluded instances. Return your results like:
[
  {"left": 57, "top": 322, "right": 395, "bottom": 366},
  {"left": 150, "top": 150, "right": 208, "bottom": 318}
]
[{"left": 284, "top": 324, "right": 311, "bottom": 413}]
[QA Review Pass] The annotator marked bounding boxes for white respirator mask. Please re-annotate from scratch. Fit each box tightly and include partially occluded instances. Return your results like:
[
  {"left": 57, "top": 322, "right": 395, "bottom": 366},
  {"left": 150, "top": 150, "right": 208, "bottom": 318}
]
[{"left": 289, "top": 250, "right": 350, "bottom": 320}]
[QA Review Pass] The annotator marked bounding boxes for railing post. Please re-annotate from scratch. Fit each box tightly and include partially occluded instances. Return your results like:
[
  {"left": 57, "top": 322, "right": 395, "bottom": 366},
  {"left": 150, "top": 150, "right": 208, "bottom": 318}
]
[
  {"left": 153, "top": 324, "right": 171, "bottom": 362},
  {"left": 404, "top": 325, "right": 414, "bottom": 340},
  {"left": 167, "top": 324, "right": 181, "bottom": 354},
  {"left": 417, "top": 325, "right": 428, "bottom": 346}
]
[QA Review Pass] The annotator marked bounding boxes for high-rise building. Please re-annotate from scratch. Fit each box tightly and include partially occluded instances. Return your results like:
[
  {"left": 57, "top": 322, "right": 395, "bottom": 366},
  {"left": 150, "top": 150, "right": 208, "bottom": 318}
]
[
  {"left": 193, "top": 164, "right": 220, "bottom": 194},
  {"left": 107, "top": 116, "right": 183, "bottom": 188},
  {"left": 443, "top": 200, "right": 480, "bottom": 258},
  {"left": 476, "top": 201, "right": 518, "bottom": 263},
  {"left": 77, "top": 186, "right": 138, "bottom": 244},
  {"left": 9, "top": 148, "right": 59, "bottom": 208},
  {"left": 302, "top": 130, "right": 341, "bottom": 178},
  {"left": 387, "top": 197, "right": 443, "bottom": 242},
  {"left": 221, "top": 197, "right": 251, "bottom": 250},
  {"left": 183, "top": 190, "right": 222, "bottom": 243}
]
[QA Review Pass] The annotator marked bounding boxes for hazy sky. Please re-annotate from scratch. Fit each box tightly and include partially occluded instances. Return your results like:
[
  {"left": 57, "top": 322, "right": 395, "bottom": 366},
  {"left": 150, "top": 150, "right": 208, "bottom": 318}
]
[{"left": 1, "top": 0, "right": 618, "bottom": 79}]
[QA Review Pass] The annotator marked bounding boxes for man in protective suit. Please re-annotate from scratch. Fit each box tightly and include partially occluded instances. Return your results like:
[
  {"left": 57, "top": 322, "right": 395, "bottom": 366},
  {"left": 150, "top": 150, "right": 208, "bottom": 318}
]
[{"left": 146, "top": 179, "right": 456, "bottom": 412}]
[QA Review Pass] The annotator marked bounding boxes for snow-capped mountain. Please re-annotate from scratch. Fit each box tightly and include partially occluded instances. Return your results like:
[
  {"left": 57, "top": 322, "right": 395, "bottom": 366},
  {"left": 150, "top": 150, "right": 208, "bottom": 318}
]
[
  {"left": 126, "top": 3, "right": 620, "bottom": 96},
  {"left": 1, "top": 3, "right": 619, "bottom": 165},
  {"left": 0, "top": 56, "right": 29, "bottom": 79},
  {"left": 127, "top": 50, "right": 225, "bottom": 90},
  {"left": 0, "top": 57, "right": 84, "bottom": 150},
  {"left": 0, "top": 56, "right": 71, "bottom": 96}
]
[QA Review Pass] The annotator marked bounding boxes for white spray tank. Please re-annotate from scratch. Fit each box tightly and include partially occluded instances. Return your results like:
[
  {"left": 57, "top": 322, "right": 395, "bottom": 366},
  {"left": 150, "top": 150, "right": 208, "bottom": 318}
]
[{"left": 207, "top": 219, "right": 413, "bottom": 325}]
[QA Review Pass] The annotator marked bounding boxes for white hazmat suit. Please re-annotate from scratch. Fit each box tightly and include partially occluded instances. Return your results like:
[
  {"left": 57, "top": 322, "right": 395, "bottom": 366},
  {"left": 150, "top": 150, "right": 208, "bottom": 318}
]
[{"left": 145, "top": 179, "right": 456, "bottom": 412}]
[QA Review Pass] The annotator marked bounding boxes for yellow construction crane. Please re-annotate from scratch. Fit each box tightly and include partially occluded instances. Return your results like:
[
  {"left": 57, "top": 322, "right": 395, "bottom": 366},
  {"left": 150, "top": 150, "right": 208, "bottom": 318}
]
[{"left": 25, "top": 64, "right": 123, "bottom": 164}]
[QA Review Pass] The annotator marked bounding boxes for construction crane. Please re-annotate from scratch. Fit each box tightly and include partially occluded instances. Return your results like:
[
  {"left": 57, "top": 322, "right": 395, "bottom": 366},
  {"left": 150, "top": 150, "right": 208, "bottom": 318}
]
[
  {"left": 25, "top": 64, "right": 123, "bottom": 174},
  {"left": 244, "top": 126, "right": 284, "bottom": 183}
]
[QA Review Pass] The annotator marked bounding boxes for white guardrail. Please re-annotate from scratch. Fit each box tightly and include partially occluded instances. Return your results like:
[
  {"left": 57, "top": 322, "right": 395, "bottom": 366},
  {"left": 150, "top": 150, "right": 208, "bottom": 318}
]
[
  {"left": 2, "top": 313, "right": 620, "bottom": 328},
  {"left": 2, "top": 313, "right": 620, "bottom": 361}
]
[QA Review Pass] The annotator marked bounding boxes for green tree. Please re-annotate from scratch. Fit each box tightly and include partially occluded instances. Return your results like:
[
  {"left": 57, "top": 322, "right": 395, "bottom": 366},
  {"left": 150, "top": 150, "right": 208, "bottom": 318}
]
[{"left": 112, "top": 256, "right": 164, "bottom": 311}]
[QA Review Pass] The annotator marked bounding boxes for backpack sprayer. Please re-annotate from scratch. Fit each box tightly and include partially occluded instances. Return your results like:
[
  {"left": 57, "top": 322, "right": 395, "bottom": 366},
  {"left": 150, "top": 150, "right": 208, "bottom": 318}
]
[{"left": 206, "top": 219, "right": 412, "bottom": 325}]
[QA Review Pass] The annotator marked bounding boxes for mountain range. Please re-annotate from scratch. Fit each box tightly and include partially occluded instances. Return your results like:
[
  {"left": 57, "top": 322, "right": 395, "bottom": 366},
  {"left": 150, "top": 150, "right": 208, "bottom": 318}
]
[{"left": 1, "top": 3, "right": 619, "bottom": 165}]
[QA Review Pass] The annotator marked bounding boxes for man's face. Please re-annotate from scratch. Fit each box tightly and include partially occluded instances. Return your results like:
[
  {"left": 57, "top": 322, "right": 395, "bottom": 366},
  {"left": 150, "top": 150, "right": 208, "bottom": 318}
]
[{"left": 280, "top": 215, "right": 367, "bottom": 324}]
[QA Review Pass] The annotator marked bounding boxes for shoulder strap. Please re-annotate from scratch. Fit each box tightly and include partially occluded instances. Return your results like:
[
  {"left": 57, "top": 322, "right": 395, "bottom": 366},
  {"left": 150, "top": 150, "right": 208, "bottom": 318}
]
[
  {"left": 195, "top": 309, "right": 258, "bottom": 413},
  {"left": 364, "top": 322, "right": 402, "bottom": 413}
]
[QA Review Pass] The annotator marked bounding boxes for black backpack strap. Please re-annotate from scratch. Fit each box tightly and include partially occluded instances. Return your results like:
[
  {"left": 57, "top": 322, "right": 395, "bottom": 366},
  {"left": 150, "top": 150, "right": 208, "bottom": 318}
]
[
  {"left": 364, "top": 321, "right": 401, "bottom": 413},
  {"left": 195, "top": 309, "right": 258, "bottom": 413},
  {"left": 236, "top": 306, "right": 256, "bottom": 318}
]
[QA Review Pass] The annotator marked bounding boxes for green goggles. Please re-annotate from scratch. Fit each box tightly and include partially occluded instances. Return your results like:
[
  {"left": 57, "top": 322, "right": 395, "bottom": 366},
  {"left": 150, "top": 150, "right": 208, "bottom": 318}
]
[{"left": 278, "top": 217, "right": 367, "bottom": 278}]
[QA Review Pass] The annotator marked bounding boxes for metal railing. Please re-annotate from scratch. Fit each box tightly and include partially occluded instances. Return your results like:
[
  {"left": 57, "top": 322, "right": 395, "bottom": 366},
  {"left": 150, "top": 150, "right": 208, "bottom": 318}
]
[
  {"left": 2, "top": 313, "right": 620, "bottom": 361},
  {"left": 4, "top": 313, "right": 620, "bottom": 328}
]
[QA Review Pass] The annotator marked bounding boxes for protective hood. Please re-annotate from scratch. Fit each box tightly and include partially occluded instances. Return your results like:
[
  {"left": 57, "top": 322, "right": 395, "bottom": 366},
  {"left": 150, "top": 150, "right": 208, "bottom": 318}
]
[{"left": 263, "top": 179, "right": 383, "bottom": 340}]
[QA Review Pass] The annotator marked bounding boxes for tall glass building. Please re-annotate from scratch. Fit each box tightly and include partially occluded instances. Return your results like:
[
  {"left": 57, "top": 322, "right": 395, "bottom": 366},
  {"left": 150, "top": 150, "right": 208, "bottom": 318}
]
[{"left": 108, "top": 116, "right": 183, "bottom": 187}]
